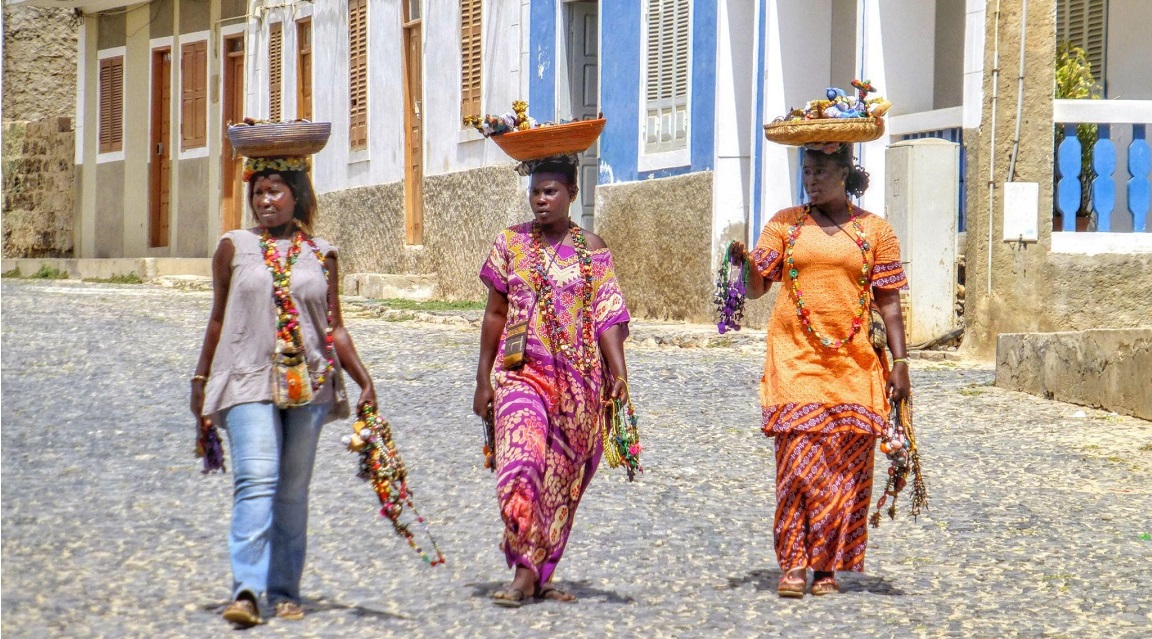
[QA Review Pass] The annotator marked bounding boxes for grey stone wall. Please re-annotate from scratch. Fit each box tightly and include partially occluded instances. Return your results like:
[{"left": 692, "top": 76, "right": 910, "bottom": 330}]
[
  {"left": 2, "top": 6, "right": 78, "bottom": 122},
  {"left": 997, "top": 329, "right": 1152, "bottom": 420},
  {"left": 2, "top": 118, "right": 76, "bottom": 258},
  {"left": 315, "top": 164, "right": 523, "bottom": 300}
]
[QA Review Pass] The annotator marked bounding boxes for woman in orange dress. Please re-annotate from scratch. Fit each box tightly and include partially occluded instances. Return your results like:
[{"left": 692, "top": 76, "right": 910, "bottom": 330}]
[{"left": 733, "top": 143, "right": 910, "bottom": 598}]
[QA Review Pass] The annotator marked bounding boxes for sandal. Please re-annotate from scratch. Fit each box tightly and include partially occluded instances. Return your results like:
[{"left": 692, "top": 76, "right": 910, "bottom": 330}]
[
  {"left": 222, "top": 595, "right": 261, "bottom": 628},
  {"left": 493, "top": 587, "right": 529, "bottom": 608},
  {"left": 777, "top": 569, "right": 807, "bottom": 599},
  {"left": 811, "top": 575, "right": 840, "bottom": 596},
  {"left": 275, "top": 601, "right": 305, "bottom": 620},
  {"left": 535, "top": 586, "right": 576, "bottom": 603}
]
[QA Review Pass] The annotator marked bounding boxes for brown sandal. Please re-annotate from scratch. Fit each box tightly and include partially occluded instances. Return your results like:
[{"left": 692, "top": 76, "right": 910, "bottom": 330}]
[
  {"left": 777, "top": 569, "right": 807, "bottom": 598},
  {"left": 811, "top": 575, "right": 840, "bottom": 596},
  {"left": 536, "top": 586, "right": 576, "bottom": 602},
  {"left": 493, "top": 587, "right": 529, "bottom": 608}
]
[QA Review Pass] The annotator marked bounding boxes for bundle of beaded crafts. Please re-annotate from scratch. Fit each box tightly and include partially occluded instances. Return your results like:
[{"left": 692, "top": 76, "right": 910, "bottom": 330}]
[
  {"left": 871, "top": 398, "right": 929, "bottom": 527},
  {"left": 481, "top": 405, "right": 496, "bottom": 472},
  {"left": 343, "top": 404, "right": 446, "bottom": 566},
  {"left": 713, "top": 241, "right": 748, "bottom": 334},
  {"left": 602, "top": 391, "right": 643, "bottom": 482},
  {"left": 195, "top": 419, "right": 226, "bottom": 474}
]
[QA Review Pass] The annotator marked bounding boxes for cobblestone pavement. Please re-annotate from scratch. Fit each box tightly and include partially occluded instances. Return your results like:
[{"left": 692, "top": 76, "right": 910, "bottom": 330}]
[{"left": 2, "top": 279, "right": 1151, "bottom": 639}]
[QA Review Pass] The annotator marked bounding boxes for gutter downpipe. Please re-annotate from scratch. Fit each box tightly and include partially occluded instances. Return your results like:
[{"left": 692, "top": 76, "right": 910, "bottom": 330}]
[
  {"left": 987, "top": 0, "right": 1002, "bottom": 293},
  {"left": 1007, "top": 0, "right": 1029, "bottom": 181}
]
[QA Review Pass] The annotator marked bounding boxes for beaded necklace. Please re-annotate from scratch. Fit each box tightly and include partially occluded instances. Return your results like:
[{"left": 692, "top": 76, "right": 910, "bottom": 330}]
[
  {"left": 785, "top": 203, "right": 871, "bottom": 350},
  {"left": 259, "top": 228, "right": 335, "bottom": 390},
  {"left": 714, "top": 240, "right": 748, "bottom": 333},
  {"left": 529, "top": 221, "right": 597, "bottom": 376}
]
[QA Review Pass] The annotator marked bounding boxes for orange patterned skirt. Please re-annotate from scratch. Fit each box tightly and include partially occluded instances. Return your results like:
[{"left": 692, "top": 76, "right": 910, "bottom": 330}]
[{"left": 773, "top": 431, "right": 876, "bottom": 572}]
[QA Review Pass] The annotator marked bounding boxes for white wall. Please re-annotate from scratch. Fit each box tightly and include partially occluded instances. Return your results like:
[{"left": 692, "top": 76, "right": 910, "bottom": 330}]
[
  {"left": 877, "top": 0, "right": 936, "bottom": 117},
  {"left": 1106, "top": 0, "right": 1152, "bottom": 100},
  {"left": 713, "top": 0, "right": 754, "bottom": 260}
]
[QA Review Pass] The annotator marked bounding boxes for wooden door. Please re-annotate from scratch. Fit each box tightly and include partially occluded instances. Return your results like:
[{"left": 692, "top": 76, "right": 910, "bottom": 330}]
[
  {"left": 149, "top": 48, "right": 172, "bottom": 247},
  {"left": 221, "top": 35, "right": 245, "bottom": 232},
  {"left": 297, "top": 19, "right": 312, "bottom": 121},
  {"left": 568, "top": 1, "right": 599, "bottom": 230},
  {"left": 402, "top": 1, "right": 424, "bottom": 245}
]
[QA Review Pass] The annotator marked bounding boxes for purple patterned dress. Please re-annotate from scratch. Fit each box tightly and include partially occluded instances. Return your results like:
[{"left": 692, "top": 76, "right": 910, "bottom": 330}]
[{"left": 479, "top": 222, "right": 631, "bottom": 583}]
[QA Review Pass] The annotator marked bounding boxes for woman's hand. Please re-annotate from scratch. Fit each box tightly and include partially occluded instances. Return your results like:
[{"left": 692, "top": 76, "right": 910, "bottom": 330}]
[
  {"left": 728, "top": 241, "right": 749, "bottom": 266},
  {"left": 190, "top": 381, "right": 208, "bottom": 433},
  {"left": 887, "top": 362, "right": 911, "bottom": 404},
  {"left": 608, "top": 377, "right": 629, "bottom": 403},
  {"left": 356, "top": 383, "right": 377, "bottom": 415},
  {"left": 473, "top": 379, "right": 495, "bottom": 418}
]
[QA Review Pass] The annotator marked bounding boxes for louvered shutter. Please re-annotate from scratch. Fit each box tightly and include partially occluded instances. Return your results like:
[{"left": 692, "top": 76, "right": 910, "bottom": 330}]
[
  {"left": 270, "top": 23, "right": 283, "bottom": 121},
  {"left": 297, "top": 20, "right": 313, "bottom": 121},
  {"left": 99, "top": 57, "right": 124, "bottom": 153},
  {"left": 460, "top": 0, "right": 482, "bottom": 121},
  {"left": 1057, "top": 0, "right": 1107, "bottom": 93},
  {"left": 181, "top": 41, "right": 208, "bottom": 149},
  {"left": 348, "top": 0, "right": 369, "bottom": 150},
  {"left": 644, "top": 0, "right": 690, "bottom": 154}
]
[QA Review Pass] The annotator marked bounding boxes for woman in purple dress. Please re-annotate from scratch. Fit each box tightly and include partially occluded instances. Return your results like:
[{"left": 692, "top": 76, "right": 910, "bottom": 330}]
[{"left": 473, "top": 158, "right": 631, "bottom": 607}]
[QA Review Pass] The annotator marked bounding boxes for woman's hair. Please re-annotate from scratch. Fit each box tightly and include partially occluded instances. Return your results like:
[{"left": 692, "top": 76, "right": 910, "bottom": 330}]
[
  {"left": 821, "top": 144, "right": 871, "bottom": 198},
  {"left": 248, "top": 169, "right": 318, "bottom": 233},
  {"left": 529, "top": 158, "right": 578, "bottom": 187}
]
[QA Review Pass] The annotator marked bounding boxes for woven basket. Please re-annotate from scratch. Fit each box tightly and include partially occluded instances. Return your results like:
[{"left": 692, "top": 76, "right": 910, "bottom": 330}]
[
  {"left": 226, "top": 122, "right": 332, "bottom": 158},
  {"left": 763, "top": 117, "right": 885, "bottom": 146},
  {"left": 492, "top": 118, "right": 606, "bottom": 161}
]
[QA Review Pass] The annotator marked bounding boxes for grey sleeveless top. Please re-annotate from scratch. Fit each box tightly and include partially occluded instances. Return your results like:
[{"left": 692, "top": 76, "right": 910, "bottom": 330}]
[{"left": 202, "top": 229, "right": 351, "bottom": 421}]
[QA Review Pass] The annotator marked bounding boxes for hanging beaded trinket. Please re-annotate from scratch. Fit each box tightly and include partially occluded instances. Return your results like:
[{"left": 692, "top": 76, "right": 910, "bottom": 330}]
[
  {"left": 344, "top": 404, "right": 446, "bottom": 566},
  {"left": 602, "top": 385, "right": 643, "bottom": 482},
  {"left": 714, "top": 240, "right": 748, "bottom": 334},
  {"left": 785, "top": 203, "right": 872, "bottom": 350},
  {"left": 871, "top": 397, "right": 929, "bottom": 527}
]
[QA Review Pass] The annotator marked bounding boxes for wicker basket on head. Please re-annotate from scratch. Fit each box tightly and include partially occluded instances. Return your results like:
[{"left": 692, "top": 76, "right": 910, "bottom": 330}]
[
  {"left": 226, "top": 121, "right": 332, "bottom": 158},
  {"left": 492, "top": 118, "right": 606, "bottom": 162},
  {"left": 763, "top": 117, "right": 885, "bottom": 146}
]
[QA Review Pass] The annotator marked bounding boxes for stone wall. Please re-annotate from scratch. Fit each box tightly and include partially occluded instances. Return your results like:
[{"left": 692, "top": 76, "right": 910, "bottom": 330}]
[
  {"left": 316, "top": 164, "right": 524, "bottom": 300},
  {"left": 2, "top": 5, "right": 78, "bottom": 122},
  {"left": 962, "top": 0, "right": 1152, "bottom": 358},
  {"left": 2, "top": 118, "right": 76, "bottom": 258},
  {"left": 996, "top": 329, "right": 1152, "bottom": 420}
]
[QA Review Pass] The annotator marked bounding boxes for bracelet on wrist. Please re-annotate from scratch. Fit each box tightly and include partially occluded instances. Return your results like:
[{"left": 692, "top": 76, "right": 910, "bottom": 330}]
[
  {"left": 191, "top": 374, "right": 209, "bottom": 384},
  {"left": 891, "top": 357, "right": 909, "bottom": 365}
]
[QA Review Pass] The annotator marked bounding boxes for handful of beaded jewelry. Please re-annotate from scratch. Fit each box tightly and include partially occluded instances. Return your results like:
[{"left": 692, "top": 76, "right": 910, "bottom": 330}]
[
  {"left": 481, "top": 405, "right": 496, "bottom": 472},
  {"left": 714, "top": 241, "right": 748, "bottom": 334},
  {"left": 195, "top": 419, "right": 226, "bottom": 474},
  {"left": 602, "top": 384, "right": 643, "bottom": 482},
  {"left": 344, "top": 404, "right": 446, "bottom": 566},
  {"left": 871, "top": 398, "right": 929, "bottom": 527}
]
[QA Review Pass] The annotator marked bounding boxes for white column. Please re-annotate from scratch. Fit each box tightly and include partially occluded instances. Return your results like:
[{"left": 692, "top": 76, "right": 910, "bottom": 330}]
[{"left": 857, "top": 0, "right": 887, "bottom": 215}]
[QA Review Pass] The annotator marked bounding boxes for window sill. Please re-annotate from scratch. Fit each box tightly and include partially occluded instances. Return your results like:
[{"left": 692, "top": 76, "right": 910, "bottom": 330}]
[
  {"left": 178, "top": 146, "right": 209, "bottom": 160},
  {"left": 457, "top": 128, "right": 484, "bottom": 144},
  {"left": 96, "top": 150, "right": 125, "bottom": 164},
  {"left": 637, "top": 146, "right": 690, "bottom": 173},
  {"left": 348, "top": 148, "right": 371, "bottom": 164}
]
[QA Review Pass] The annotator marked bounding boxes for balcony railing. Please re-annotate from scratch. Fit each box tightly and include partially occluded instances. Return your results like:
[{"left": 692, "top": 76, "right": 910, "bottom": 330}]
[{"left": 1054, "top": 99, "right": 1152, "bottom": 234}]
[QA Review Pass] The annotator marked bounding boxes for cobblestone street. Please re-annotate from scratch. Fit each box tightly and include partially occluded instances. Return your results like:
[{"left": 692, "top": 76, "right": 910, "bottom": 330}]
[{"left": 2, "top": 279, "right": 1150, "bottom": 638}]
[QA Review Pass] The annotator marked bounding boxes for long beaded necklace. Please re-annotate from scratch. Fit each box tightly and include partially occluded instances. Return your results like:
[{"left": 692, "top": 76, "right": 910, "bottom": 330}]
[
  {"left": 714, "top": 240, "right": 748, "bottom": 333},
  {"left": 785, "top": 203, "right": 872, "bottom": 350},
  {"left": 529, "top": 221, "right": 597, "bottom": 376},
  {"left": 259, "top": 228, "right": 335, "bottom": 390}
]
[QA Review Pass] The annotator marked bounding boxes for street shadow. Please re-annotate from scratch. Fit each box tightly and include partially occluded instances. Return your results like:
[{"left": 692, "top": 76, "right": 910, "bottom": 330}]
[
  {"left": 468, "top": 580, "right": 636, "bottom": 605},
  {"left": 202, "top": 596, "right": 406, "bottom": 623},
  {"left": 724, "top": 569, "right": 906, "bottom": 596}
]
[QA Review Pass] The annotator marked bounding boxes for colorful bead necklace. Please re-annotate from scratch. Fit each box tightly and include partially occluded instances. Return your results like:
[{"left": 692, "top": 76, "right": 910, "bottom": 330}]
[
  {"left": 529, "top": 221, "right": 598, "bottom": 376},
  {"left": 713, "top": 240, "right": 748, "bottom": 334},
  {"left": 259, "top": 229, "right": 335, "bottom": 390},
  {"left": 785, "top": 203, "right": 871, "bottom": 350}
]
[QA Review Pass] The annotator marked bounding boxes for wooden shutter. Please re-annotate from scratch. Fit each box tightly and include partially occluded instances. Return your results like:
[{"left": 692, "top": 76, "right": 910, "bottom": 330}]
[
  {"left": 348, "top": 0, "right": 369, "bottom": 150},
  {"left": 644, "top": 0, "right": 690, "bottom": 153},
  {"left": 99, "top": 56, "right": 124, "bottom": 153},
  {"left": 269, "top": 23, "right": 283, "bottom": 121},
  {"left": 297, "top": 19, "right": 313, "bottom": 121},
  {"left": 460, "top": 0, "right": 482, "bottom": 121},
  {"left": 181, "top": 41, "right": 208, "bottom": 149},
  {"left": 1057, "top": 0, "right": 1108, "bottom": 92}
]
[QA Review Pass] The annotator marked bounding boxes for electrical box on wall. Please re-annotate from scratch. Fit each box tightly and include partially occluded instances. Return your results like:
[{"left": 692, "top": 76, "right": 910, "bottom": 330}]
[{"left": 1002, "top": 182, "right": 1040, "bottom": 242}]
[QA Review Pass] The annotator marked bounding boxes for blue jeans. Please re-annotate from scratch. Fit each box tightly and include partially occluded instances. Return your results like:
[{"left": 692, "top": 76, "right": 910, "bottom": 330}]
[{"left": 220, "top": 401, "right": 330, "bottom": 605}]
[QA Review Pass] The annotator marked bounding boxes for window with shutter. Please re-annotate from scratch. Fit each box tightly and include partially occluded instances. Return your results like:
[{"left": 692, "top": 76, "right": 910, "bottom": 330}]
[
  {"left": 99, "top": 56, "right": 124, "bottom": 154},
  {"left": 460, "top": 0, "right": 482, "bottom": 123},
  {"left": 1057, "top": 0, "right": 1108, "bottom": 94},
  {"left": 181, "top": 41, "right": 208, "bottom": 149},
  {"left": 269, "top": 23, "right": 283, "bottom": 121},
  {"left": 643, "top": 0, "right": 691, "bottom": 155},
  {"left": 297, "top": 19, "right": 313, "bottom": 121},
  {"left": 348, "top": 0, "right": 369, "bottom": 151}
]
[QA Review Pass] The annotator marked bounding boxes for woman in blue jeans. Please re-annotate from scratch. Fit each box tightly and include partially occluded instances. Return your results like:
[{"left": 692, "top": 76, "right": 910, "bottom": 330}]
[{"left": 190, "top": 162, "right": 375, "bottom": 628}]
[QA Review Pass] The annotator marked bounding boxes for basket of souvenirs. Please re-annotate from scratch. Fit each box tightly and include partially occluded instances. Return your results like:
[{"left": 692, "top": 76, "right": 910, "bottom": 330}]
[
  {"left": 764, "top": 80, "right": 892, "bottom": 146},
  {"left": 226, "top": 118, "right": 332, "bottom": 157},
  {"left": 465, "top": 101, "right": 605, "bottom": 162}
]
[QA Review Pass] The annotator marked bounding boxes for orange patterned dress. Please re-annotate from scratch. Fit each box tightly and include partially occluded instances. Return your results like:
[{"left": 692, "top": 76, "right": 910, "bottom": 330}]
[{"left": 750, "top": 206, "right": 908, "bottom": 573}]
